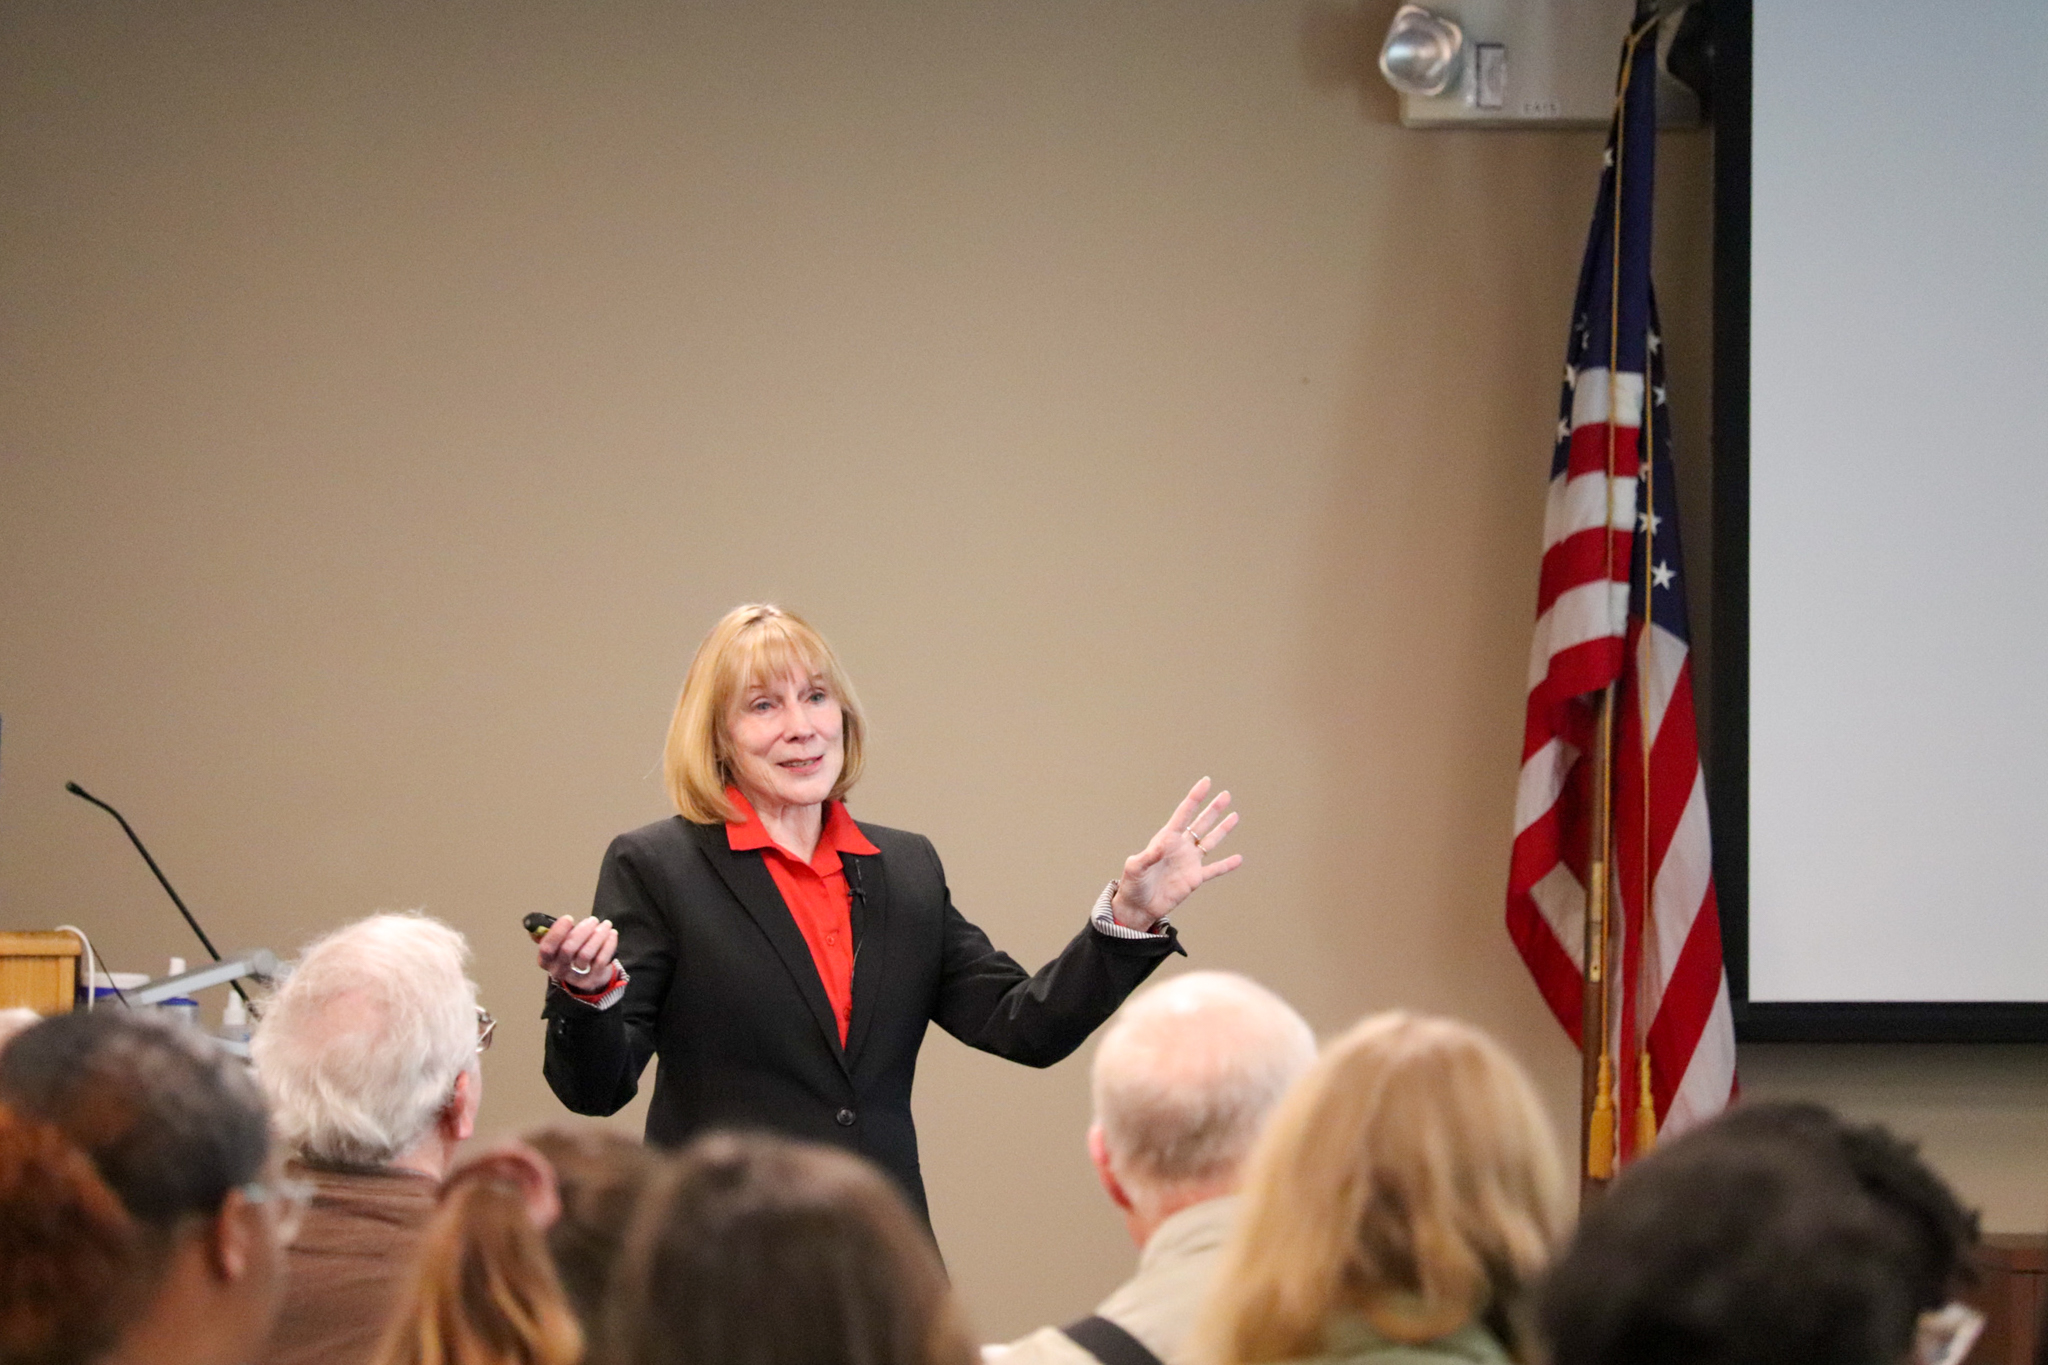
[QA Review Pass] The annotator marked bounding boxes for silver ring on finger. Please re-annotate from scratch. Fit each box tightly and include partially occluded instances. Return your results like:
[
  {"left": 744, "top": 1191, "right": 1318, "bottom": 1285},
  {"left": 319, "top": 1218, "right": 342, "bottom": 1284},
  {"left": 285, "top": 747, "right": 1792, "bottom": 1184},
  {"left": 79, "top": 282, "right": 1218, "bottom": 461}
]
[{"left": 572, "top": 960, "right": 594, "bottom": 975}]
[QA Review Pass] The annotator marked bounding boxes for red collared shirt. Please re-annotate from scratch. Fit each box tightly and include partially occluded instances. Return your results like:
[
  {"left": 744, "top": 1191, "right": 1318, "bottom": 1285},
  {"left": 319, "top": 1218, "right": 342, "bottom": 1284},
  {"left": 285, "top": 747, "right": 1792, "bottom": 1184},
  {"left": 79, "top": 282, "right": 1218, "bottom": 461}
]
[{"left": 724, "top": 787, "right": 880, "bottom": 1045}]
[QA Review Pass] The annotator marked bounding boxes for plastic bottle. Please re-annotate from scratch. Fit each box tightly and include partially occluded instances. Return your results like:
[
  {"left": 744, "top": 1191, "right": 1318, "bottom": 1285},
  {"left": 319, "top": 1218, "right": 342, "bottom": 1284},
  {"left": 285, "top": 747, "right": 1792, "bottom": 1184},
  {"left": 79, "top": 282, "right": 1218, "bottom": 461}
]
[
  {"left": 159, "top": 956, "right": 201, "bottom": 1028},
  {"left": 219, "top": 992, "right": 250, "bottom": 1044},
  {"left": 87, "top": 970, "right": 150, "bottom": 1007}
]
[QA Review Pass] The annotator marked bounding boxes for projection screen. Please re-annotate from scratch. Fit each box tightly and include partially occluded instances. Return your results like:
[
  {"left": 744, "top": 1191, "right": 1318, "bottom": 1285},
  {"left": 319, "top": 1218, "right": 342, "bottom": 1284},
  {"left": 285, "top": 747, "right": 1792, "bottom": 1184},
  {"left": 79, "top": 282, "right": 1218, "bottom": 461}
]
[{"left": 1718, "top": 0, "right": 2048, "bottom": 1039}]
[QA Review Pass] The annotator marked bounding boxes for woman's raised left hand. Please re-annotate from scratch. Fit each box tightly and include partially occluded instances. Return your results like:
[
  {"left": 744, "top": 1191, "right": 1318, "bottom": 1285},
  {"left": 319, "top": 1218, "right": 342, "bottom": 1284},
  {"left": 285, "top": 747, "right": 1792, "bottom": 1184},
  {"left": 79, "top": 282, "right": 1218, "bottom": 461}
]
[{"left": 1109, "top": 777, "right": 1242, "bottom": 931}]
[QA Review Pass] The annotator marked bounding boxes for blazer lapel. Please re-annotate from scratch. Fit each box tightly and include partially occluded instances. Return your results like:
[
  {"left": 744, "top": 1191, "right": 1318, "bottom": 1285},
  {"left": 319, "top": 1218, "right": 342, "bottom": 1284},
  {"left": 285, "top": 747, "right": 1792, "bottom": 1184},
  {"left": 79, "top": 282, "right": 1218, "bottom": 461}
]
[
  {"left": 844, "top": 840, "right": 891, "bottom": 1067},
  {"left": 694, "top": 824, "right": 849, "bottom": 1075}
]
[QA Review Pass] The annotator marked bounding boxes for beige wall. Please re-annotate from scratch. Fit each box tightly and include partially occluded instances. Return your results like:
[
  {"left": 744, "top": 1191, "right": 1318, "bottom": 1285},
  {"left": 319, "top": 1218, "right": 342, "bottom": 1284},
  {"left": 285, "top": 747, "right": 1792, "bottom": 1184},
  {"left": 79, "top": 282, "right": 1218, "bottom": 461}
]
[{"left": 1, "top": 0, "right": 2039, "bottom": 1340}]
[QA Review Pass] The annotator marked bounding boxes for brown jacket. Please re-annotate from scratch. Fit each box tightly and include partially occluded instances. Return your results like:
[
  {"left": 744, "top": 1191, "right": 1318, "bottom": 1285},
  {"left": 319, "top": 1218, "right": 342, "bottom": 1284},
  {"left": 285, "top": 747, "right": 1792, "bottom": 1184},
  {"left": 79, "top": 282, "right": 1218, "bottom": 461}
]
[{"left": 257, "top": 1163, "right": 438, "bottom": 1365}]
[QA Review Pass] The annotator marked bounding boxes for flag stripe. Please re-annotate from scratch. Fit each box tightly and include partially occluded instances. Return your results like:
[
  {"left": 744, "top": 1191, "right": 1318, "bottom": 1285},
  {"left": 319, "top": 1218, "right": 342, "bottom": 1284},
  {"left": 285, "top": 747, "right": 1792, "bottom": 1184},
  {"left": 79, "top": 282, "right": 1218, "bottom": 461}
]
[
  {"left": 1544, "top": 470, "right": 1641, "bottom": 550},
  {"left": 1650, "top": 775, "right": 1713, "bottom": 995},
  {"left": 1648, "top": 889, "right": 1731, "bottom": 1120},
  {"left": 1635, "top": 619, "right": 1687, "bottom": 743},
  {"left": 1508, "top": 888, "right": 1588, "bottom": 1046},
  {"left": 1538, "top": 526, "right": 1635, "bottom": 617},
  {"left": 1513, "top": 737, "right": 1569, "bottom": 835},
  {"left": 1662, "top": 981, "right": 1737, "bottom": 1133},
  {"left": 1569, "top": 367, "right": 1645, "bottom": 432},
  {"left": 1528, "top": 582, "right": 1633, "bottom": 687}
]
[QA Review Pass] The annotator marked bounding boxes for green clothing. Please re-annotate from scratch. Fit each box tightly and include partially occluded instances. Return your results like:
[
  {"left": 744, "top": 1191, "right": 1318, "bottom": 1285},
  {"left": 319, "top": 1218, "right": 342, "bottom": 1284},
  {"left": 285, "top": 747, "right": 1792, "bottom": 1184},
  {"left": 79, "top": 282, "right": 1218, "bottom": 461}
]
[{"left": 1276, "top": 1313, "right": 1512, "bottom": 1365}]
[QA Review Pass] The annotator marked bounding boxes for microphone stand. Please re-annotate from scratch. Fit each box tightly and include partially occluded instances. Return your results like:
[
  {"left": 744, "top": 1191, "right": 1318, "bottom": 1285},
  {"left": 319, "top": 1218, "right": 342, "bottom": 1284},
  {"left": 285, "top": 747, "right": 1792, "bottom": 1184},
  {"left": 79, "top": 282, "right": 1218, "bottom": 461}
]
[{"left": 66, "top": 782, "right": 252, "bottom": 1007}]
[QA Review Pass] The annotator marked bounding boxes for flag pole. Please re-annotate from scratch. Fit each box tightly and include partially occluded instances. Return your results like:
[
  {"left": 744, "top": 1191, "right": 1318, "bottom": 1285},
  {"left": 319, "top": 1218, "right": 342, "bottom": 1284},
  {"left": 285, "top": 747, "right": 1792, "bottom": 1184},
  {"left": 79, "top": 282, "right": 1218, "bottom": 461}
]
[
  {"left": 1581, "top": 14, "right": 1665, "bottom": 1196},
  {"left": 1515, "top": 14, "right": 1735, "bottom": 1198},
  {"left": 1582, "top": 682, "right": 1618, "bottom": 1193}
]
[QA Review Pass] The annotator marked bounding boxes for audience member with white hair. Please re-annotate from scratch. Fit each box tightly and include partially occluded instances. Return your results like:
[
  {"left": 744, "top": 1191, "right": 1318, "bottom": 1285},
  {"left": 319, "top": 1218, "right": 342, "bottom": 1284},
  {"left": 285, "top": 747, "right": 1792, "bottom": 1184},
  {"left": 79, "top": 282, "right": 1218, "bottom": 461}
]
[
  {"left": 995, "top": 971, "right": 1317, "bottom": 1365},
  {"left": 247, "top": 913, "right": 490, "bottom": 1365}
]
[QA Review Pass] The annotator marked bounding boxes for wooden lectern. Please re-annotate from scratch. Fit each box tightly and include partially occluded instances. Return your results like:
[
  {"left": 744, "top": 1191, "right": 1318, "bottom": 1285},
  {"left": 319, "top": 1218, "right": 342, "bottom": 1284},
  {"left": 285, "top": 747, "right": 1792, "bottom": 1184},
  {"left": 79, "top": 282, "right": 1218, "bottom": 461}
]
[
  {"left": 0, "top": 931, "right": 84, "bottom": 1015},
  {"left": 1968, "top": 1235, "right": 2046, "bottom": 1365}
]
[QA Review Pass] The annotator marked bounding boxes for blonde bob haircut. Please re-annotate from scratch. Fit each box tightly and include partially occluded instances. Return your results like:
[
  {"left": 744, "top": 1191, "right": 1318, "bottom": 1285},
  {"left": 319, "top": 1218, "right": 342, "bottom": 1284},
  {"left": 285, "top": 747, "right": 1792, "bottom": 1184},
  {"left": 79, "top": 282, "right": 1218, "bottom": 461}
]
[
  {"left": 664, "top": 604, "right": 868, "bottom": 824},
  {"left": 1195, "top": 1011, "right": 1570, "bottom": 1365}
]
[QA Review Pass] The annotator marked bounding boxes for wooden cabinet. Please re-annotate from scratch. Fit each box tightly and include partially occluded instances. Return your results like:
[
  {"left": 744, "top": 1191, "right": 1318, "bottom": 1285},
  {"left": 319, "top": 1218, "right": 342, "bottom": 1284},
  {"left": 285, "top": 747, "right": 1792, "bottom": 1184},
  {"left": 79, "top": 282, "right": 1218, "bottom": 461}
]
[{"left": 1967, "top": 1235, "right": 2045, "bottom": 1365}]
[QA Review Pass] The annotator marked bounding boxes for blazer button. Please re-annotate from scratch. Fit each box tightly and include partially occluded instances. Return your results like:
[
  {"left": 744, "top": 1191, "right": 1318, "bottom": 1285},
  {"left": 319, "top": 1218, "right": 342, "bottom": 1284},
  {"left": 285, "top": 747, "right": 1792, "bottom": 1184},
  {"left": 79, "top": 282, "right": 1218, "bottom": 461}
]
[{"left": 835, "top": 1108, "right": 857, "bottom": 1127}]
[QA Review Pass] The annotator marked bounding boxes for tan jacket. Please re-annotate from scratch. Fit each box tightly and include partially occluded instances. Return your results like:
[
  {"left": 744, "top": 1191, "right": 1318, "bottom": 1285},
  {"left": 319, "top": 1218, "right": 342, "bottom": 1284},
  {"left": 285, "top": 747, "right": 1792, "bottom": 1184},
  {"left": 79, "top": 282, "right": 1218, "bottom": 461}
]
[
  {"left": 254, "top": 1162, "right": 438, "bottom": 1365},
  {"left": 994, "top": 1196, "right": 1239, "bottom": 1365}
]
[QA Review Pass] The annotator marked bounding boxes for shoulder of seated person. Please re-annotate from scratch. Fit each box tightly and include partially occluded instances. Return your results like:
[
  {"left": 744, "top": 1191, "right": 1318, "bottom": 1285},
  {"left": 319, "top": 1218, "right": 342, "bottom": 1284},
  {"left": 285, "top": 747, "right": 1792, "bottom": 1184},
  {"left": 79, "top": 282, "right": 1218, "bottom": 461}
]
[
  {"left": 985, "top": 1326, "right": 1098, "bottom": 1365},
  {"left": 289, "top": 1159, "right": 438, "bottom": 1195},
  {"left": 1307, "top": 1317, "right": 1508, "bottom": 1365}
]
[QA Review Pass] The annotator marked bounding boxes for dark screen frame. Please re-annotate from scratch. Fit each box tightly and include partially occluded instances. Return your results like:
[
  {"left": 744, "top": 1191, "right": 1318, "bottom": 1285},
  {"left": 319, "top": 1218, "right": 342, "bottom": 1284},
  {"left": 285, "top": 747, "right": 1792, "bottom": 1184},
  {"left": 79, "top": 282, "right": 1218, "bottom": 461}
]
[{"left": 1707, "top": 0, "right": 2048, "bottom": 1043}]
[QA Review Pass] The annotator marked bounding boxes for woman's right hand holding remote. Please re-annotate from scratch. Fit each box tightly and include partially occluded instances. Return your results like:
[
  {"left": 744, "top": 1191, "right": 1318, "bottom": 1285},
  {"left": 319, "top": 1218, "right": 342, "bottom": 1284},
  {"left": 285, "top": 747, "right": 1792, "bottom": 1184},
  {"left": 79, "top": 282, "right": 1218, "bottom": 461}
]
[{"left": 538, "top": 915, "right": 620, "bottom": 992}]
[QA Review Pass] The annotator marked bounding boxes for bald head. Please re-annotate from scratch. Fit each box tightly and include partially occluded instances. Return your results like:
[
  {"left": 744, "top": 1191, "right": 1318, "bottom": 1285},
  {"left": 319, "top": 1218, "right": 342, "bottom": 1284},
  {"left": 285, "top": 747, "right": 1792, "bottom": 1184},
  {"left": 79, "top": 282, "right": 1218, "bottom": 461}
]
[{"left": 1091, "top": 971, "right": 1315, "bottom": 1202}]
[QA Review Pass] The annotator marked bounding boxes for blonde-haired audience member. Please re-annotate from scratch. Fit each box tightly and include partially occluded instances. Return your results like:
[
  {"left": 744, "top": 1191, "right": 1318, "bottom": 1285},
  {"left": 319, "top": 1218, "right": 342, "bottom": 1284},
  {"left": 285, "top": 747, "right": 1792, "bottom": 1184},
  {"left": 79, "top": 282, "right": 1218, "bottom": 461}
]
[
  {"left": 248, "top": 913, "right": 488, "bottom": 1365},
  {"left": 1195, "top": 1012, "right": 1570, "bottom": 1365},
  {"left": 997, "top": 972, "right": 1316, "bottom": 1365},
  {"left": 368, "top": 1129, "right": 661, "bottom": 1365}
]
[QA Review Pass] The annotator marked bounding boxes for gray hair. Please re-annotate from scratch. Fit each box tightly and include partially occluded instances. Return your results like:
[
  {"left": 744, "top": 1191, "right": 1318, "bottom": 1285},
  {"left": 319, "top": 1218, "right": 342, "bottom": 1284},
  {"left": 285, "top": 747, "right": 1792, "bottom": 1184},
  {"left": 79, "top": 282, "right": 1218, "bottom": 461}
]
[
  {"left": 1092, "top": 971, "right": 1316, "bottom": 1195},
  {"left": 250, "top": 912, "right": 479, "bottom": 1167}
]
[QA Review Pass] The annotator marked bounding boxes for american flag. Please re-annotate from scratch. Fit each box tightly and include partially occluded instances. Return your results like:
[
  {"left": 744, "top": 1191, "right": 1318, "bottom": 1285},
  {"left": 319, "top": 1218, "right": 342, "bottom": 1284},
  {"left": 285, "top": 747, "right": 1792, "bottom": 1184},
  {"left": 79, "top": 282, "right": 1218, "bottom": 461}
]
[{"left": 1506, "top": 24, "right": 1735, "bottom": 1158}]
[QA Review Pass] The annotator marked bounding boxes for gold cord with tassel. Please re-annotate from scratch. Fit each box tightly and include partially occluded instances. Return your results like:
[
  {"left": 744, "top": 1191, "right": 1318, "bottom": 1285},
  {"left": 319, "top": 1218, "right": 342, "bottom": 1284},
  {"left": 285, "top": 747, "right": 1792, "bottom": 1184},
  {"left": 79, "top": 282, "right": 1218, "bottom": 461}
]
[
  {"left": 1634, "top": 1051, "right": 1658, "bottom": 1156},
  {"left": 1588, "top": 1054, "right": 1617, "bottom": 1179}
]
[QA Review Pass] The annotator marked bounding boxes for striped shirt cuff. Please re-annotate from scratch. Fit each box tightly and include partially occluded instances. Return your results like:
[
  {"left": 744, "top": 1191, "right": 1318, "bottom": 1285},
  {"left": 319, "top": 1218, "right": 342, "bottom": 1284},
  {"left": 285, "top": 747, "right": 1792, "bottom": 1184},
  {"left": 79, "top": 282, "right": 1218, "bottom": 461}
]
[
  {"left": 1090, "top": 882, "right": 1171, "bottom": 940},
  {"left": 561, "top": 965, "right": 629, "bottom": 1010}
]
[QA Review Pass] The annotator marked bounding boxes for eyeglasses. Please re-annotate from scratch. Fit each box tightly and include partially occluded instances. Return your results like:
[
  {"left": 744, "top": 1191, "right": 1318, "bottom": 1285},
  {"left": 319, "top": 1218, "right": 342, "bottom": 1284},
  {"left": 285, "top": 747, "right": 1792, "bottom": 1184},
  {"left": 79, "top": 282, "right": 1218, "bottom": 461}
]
[
  {"left": 1913, "top": 1303, "right": 1985, "bottom": 1365},
  {"left": 476, "top": 1005, "right": 496, "bottom": 1053},
  {"left": 241, "top": 1175, "right": 316, "bottom": 1246}
]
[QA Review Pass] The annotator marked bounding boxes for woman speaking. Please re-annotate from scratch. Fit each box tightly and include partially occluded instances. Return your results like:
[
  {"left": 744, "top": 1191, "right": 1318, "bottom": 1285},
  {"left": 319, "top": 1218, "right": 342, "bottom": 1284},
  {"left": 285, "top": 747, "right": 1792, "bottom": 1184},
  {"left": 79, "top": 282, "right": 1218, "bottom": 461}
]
[{"left": 537, "top": 603, "right": 1240, "bottom": 1220}]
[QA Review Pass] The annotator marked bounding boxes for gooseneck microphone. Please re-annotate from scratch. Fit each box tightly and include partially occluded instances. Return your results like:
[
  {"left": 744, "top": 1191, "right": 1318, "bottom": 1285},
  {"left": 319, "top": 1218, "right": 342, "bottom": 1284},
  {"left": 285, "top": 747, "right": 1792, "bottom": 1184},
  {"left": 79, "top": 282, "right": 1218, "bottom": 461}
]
[{"left": 65, "top": 781, "right": 251, "bottom": 1005}]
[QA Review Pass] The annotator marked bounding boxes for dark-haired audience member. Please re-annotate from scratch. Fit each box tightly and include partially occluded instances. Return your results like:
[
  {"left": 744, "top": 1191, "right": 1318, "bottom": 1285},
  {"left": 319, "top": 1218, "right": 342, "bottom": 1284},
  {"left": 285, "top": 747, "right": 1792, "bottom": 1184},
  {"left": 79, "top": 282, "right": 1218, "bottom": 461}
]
[
  {"left": 996, "top": 972, "right": 1317, "bottom": 1365},
  {"left": 249, "top": 913, "right": 490, "bottom": 1365},
  {"left": 1708, "top": 1101, "right": 1980, "bottom": 1320},
  {"left": 0, "top": 1010, "right": 294, "bottom": 1365},
  {"left": 594, "top": 1131, "right": 976, "bottom": 1365},
  {"left": 1196, "top": 1012, "right": 1571, "bottom": 1365},
  {"left": 368, "top": 1129, "right": 661, "bottom": 1365},
  {"left": 1538, "top": 1104, "right": 1971, "bottom": 1365}
]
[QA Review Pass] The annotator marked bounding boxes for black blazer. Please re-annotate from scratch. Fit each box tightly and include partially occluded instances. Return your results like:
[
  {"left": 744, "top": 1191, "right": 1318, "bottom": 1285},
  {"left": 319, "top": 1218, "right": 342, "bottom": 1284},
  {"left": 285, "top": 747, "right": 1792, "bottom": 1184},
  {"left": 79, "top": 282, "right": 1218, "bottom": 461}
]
[{"left": 541, "top": 815, "right": 1183, "bottom": 1220}]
